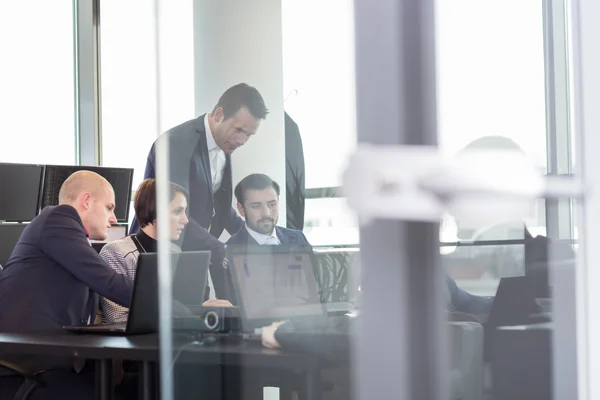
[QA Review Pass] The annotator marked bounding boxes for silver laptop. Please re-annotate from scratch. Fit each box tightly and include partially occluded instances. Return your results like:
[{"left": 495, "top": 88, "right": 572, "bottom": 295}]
[{"left": 226, "top": 244, "right": 330, "bottom": 332}]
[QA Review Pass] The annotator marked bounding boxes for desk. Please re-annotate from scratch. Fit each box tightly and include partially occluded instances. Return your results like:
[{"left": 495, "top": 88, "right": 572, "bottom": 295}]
[
  {"left": 0, "top": 331, "right": 322, "bottom": 400},
  {"left": 492, "top": 323, "right": 552, "bottom": 400}
]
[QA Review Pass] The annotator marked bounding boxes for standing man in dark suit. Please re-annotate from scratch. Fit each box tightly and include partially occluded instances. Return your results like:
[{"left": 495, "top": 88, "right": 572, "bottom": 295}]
[
  {"left": 284, "top": 111, "right": 306, "bottom": 231},
  {"left": 227, "top": 173, "right": 309, "bottom": 246},
  {"left": 0, "top": 171, "right": 135, "bottom": 399},
  {"left": 131, "top": 83, "right": 269, "bottom": 298}
]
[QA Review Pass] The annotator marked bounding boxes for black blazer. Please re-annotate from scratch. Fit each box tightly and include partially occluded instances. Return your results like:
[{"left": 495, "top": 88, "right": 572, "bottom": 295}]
[
  {"left": 226, "top": 226, "right": 310, "bottom": 246},
  {"left": 130, "top": 114, "right": 243, "bottom": 299},
  {"left": 284, "top": 112, "right": 306, "bottom": 230},
  {"left": 0, "top": 205, "right": 134, "bottom": 335},
  {"left": 132, "top": 114, "right": 242, "bottom": 240}
]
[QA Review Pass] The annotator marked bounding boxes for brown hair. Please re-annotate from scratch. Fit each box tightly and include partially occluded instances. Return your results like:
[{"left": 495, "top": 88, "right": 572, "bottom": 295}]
[{"left": 134, "top": 179, "right": 189, "bottom": 228}]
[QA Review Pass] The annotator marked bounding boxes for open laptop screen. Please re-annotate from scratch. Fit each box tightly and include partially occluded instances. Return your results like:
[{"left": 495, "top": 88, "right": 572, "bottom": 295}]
[
  {"left": 127, "top": 251, "right": 212, "bottom": 332},
  {"left": 227, "top": 245, "right": 324, "bottom": 325}
]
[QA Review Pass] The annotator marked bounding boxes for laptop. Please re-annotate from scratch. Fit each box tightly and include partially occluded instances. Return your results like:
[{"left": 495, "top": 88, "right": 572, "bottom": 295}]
[
  {"left": 483, "top": 275, "right": 542, "bottom": 358},
  {"left": 486, "top": 275, "right": 539, "bottom": 329},
  {"left": 64, "top": 251, "right": 211, "bottom": 335},
  {"left": 226, "top": 244, "right": 329, "bottom": 332}
]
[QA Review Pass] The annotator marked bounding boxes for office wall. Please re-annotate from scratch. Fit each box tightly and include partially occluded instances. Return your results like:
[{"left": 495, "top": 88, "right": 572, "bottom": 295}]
[{"left": 193, "top": 0, "right": 286, "bottom": 225}]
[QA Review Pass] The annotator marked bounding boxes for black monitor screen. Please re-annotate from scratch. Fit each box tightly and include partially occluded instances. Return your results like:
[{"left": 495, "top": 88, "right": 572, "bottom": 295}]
[
  {"left": 0, "top": 224, "right": 27, "bottom": 267},
  {"left": 41, "top": 165, "right": 133, "bottom": 222},
  {"left": 0, "top": 163, "right": 43, "bottom": 222}
]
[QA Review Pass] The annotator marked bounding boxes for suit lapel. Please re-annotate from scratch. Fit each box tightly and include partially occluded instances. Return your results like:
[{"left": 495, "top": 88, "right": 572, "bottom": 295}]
[
  {"left": 245, "top": 228, "right": 259, "bottom": 245},
  {"left": 276, "top": 227, "right": 291, "bottom": 245}
]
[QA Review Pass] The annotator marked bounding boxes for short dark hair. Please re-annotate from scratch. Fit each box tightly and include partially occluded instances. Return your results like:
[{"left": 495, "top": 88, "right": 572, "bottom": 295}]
[
  {"left": 212, "top": 83, "right": 269, "bottom": 120},
  {"left": 134, "top": 178, "right": 189, "bottom": 228},
  {"left": 234, "top": 174, "right": 280, "bottom": 204}
]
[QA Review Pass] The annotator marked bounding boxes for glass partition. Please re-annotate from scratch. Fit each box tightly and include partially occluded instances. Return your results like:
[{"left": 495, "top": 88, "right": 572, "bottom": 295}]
[
  {"left": 0, "top": 0, "right": 594, "bottom": 399},
  {"left": 146, "top": 0, "right": 584, "bottom": 399}
]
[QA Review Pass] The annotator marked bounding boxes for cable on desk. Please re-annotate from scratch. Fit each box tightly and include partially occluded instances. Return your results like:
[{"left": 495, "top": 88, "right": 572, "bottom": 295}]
[
  {"left": 170, "top": 341, "right": 200, "bottom": 372},
  {"left": 169, "top": 335, "right": 219, "bottom": 372}
]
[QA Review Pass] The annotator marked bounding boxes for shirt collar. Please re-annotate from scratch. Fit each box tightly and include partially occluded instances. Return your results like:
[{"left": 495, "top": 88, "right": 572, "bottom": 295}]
[
  {"left": 83, "top": 228, "right": 92, "bottom": 246},
  {"left": 245, "top": 224, "right": 279, "bottom": 245},
  {"left": 204, "top": 114, "right": 220, "bottom": 152}
]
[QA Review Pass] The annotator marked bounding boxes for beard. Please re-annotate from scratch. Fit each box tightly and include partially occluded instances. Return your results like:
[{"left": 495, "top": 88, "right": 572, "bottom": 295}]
[{"left": 248, "top": 217, "right": 276, "bottom": 235}]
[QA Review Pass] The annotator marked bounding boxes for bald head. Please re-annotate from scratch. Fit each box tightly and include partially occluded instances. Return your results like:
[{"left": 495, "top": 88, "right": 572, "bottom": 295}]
[
  {"left": 58, "top": 171, "right": 117, "bottom": 240},
  {"left": 58, "top": 171, "right": 111, "bottom": 205}
]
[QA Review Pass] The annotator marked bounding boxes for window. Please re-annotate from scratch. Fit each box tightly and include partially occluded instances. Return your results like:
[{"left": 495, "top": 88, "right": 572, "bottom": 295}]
[
  {"left": 99, "top": 0, "right": 195, "bottom": 188},
  {"left": 304, "top": 198, "right": 358, "bottom": 246},
  {"left": 436, "top": 0, "right": 547, "bottom": 170},
  {"left": 282, "top": 0, "right": 356, "bottom": 190},
  {"left": 282, "top": 0, "right": 357, "bottom": 245},
  {"left": 436, "top": 0, "right": 548, "bottom": 295},
  {"left": 0, "top": 2, "right": 76, "bottom": 165}
]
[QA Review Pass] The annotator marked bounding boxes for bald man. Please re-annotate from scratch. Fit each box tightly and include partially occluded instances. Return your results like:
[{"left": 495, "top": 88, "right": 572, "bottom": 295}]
[{"left": 0, "top": 171, "right": 134, "bottom": 378}]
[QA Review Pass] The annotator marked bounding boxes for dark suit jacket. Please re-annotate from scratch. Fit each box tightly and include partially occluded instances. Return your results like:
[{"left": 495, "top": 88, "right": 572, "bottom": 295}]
[
  {"left": 130, "top": 114, "right": 243, "bottom": 298},
  {"left": 275, "top": 315, "right": 352, "bottom": 364},
  {"left": 131, "top": 114, "right": 242, "bottom": 240},
  {"left": 226, "top": 225, "right": 309, "bottom": 246},
  {"left": 284, "top": 112, "right": 306, "bottom": 230},
  {"left": 0, "top": 205, "right": 134, "bottom": 370},
  {"left": 0, "top": 205, "right": 133, "bottom": 332}
]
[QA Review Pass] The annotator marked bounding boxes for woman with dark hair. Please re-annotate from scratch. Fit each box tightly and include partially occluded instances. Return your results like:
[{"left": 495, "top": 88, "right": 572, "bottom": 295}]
[{"left": 99, "top": 178, "right": 230, "bottom": 323}]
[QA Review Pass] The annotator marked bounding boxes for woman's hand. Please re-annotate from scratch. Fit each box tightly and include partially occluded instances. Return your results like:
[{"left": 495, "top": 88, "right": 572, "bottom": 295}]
[{"left": 261, "top": 321, "right": 287, "bottom": 349}]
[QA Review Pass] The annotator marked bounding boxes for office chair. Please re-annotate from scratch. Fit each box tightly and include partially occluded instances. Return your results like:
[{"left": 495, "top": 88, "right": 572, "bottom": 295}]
[{"left": 0, "top": 360, "right": 56, "bottom": 400}]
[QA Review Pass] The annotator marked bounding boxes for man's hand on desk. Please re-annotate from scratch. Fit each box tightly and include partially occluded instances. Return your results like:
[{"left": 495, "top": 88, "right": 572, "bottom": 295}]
[
  {"left": 202, "top": 299, "right": 233, "bottom": 307},
  {"left": 261, "top": 321, "right": 287, "bottom": 349}
]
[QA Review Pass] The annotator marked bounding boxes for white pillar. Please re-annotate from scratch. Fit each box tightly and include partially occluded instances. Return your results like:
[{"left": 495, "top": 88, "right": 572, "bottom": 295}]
[
  {"left": 571, "top": 1, "right": 600, "bottom": 399},
  {"left": 193, "top": 0, "right": 286, "bottom": 225}
]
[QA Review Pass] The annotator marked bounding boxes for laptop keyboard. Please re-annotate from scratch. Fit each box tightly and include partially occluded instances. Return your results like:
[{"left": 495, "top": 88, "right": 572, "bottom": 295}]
[{"left": 66, "top": 322, "right": 127, "bottom": 331}]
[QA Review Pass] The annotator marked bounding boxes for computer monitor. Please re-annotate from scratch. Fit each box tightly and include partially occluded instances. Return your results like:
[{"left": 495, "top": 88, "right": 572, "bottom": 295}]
[
  {"left": 0, "top": 163, "right": 44, "bottom": 222},
  {"left": 41, "top": 165, "right": 133, "bottom": 222},
  {"left": 226, "top": 244, "right": 325, "bottom": 330},
  {"left": 0, "top": 224, "right": 27, "bottom": 267}
]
